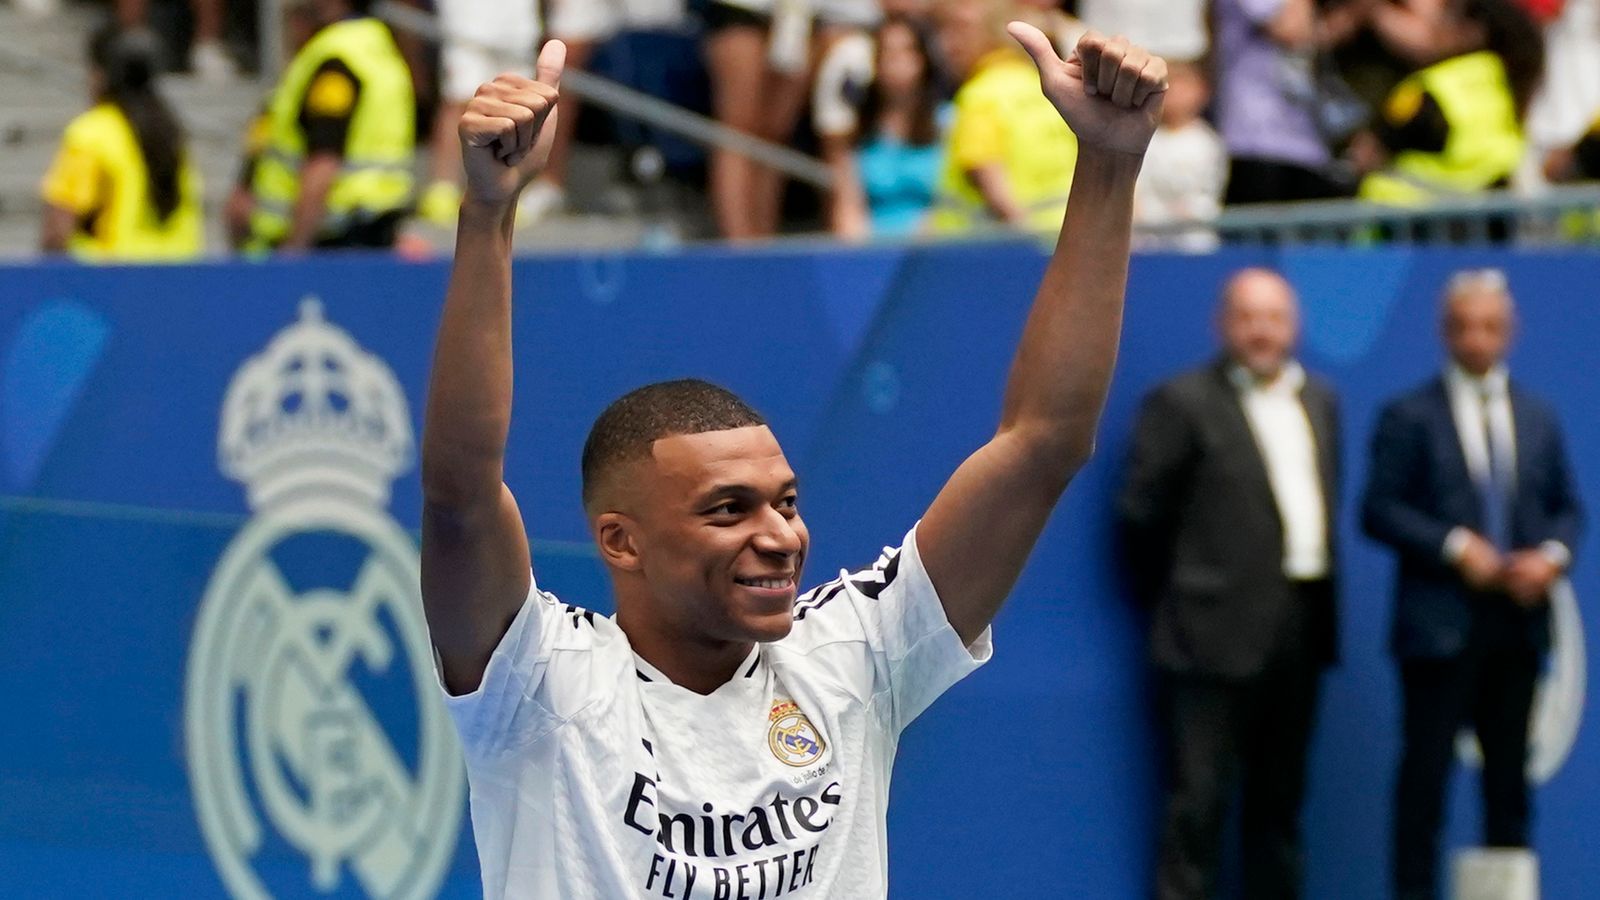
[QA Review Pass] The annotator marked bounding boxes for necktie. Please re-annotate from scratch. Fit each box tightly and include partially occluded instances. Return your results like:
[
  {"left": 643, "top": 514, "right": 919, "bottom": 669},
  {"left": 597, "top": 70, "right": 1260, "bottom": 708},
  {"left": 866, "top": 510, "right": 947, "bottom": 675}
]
[{"left": 1480, "top": 386, "right": 1512, "bottom": 551}]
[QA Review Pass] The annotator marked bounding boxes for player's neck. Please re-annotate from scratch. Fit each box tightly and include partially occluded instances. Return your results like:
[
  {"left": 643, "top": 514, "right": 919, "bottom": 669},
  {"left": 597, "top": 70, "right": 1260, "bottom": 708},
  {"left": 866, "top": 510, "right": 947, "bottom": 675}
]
[{"left": 619, "top": 613, "right": 754, "bottom": 696}]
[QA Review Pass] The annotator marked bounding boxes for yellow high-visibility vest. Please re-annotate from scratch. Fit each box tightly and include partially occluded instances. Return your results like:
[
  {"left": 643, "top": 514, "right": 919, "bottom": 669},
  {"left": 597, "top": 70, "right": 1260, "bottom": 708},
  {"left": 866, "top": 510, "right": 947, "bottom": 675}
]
[
  {"left": 248, "top": 17, "right": 414, "bottom": 248},
  {"left": 41, "top": 103, "right": 203, "bottom": 261},
  {"left": 932, "top": 50, "right": 1078, "bottom": 235},
  {"left": 1360, "top": 51, "right": 1524, "bottom": 206}
]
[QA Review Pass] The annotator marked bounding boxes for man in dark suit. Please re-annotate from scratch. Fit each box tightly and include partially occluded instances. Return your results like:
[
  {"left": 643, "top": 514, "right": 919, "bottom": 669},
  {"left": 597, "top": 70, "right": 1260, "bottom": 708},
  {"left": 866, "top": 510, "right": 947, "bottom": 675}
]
[
  {"left": 1363, "top": 269, "right": 1584, "bottom": 900},
  {"left": 1119, "top": 268, "right": 1341, "bottom": 900}
]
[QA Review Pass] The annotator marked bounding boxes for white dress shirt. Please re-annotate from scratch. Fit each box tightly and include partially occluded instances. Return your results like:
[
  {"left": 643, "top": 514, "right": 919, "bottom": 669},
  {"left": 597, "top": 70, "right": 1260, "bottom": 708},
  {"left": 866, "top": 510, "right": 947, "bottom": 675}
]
[
  {"left": 1446, "top": 363, "right": 1517, "bottom": 499},
  {"left": 1442, "top": 364, "right": 1573, "bottom": 567},
  {"left": 1232, "top": 362, "right": 1330, "bottom": 580}
]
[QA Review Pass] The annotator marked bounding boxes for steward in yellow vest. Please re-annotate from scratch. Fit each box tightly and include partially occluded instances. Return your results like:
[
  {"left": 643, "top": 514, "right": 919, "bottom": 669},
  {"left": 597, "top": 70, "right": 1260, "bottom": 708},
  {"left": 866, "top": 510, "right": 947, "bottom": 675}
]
[
  {"left": 40, "top": 26, "right": 202, "bottom": 262},
  {"left": 1359, "top": 51, "right": 1526, "bottom": 206},
  {"left": 247, "top": 0, "right": 415, "bottom": 251}
]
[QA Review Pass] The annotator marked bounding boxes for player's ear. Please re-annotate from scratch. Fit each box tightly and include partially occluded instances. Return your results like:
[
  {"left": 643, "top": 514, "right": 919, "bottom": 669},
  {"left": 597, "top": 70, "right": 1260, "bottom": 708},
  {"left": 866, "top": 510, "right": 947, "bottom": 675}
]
[{"left": 595, "top": 513, "right": 643, "bottom": 572}]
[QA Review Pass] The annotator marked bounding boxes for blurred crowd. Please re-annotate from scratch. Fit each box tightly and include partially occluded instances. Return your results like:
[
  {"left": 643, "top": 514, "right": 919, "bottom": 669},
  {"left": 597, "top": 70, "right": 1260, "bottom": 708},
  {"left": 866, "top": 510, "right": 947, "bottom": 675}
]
[{"left": 25, "top": 0, "right": 1600, "bottom": 260}]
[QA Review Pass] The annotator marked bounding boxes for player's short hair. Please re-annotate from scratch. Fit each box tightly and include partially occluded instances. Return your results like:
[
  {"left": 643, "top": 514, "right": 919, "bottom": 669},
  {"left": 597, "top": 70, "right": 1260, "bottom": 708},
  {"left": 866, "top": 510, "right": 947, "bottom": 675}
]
[{"left": 581, "top": 380, "right": 767, "bottom": 512}]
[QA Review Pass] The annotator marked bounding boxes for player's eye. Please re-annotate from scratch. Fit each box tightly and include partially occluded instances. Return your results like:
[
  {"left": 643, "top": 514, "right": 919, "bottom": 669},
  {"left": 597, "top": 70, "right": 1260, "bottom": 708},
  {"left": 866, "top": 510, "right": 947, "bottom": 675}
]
[
  {"left": 707, "top": 500, "right": 742, "bottom": 517},
  {"left": 778, "top": 494, "right": 799, "bottom": 511}
]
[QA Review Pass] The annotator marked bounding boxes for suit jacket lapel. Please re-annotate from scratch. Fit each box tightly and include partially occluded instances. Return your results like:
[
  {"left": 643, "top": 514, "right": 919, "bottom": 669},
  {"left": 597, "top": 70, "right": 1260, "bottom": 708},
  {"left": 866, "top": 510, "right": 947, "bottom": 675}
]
[
  {"left": 1433, "top": 377, "right": 1482, "bottom": 519},
  {"left": 1440, "top": 374, "right": 1472, "bottom": 493},
  {"left": 1211, "top": 362, "right": 1279, "bottom": 520},
  {"left": 1509, "top": 383, "right": 1534, "bottom": 502}
]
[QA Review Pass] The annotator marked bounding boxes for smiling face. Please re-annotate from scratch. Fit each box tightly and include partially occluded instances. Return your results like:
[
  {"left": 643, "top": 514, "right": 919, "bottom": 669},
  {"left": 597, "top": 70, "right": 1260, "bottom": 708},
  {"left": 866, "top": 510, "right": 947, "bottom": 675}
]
[{"left": 598, "top": 426, "right": 809, "bottom": 646}]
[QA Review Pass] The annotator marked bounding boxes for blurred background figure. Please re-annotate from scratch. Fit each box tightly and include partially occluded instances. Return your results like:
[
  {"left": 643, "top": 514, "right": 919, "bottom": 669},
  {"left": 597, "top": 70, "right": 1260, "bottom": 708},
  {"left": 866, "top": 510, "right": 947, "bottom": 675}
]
[
  {"left": 224, "top": 1, "right": 319, "bottom": 249},
  {"left": 1015, "top": 0, "right": 1088, "bottom": 55},
  {"left": 1214, "top": 0, "right": 1374, "bottom": 205},
  {"left": 1363, "top": 269, "right": 1584, "bottom": 900},
  {"left": 115, "top": 0, "right": 236, "bottom": 81},
  {"left": 528, "top": 0, "right": 688, "bottom": 226},
  {"left": 929, "top": 0, "right": 1077, "bottom": 235},
  {"left": 1356, "top": 0, "right": 1545, "bottom": 207},
  {"left": 239, "top": 0, "right": 414, "bottom": 253},
  {"left": 822, "top": 14, "right": 946, "bottom": 239},
  {"left": 1133, "top": 59, "right": 1228, "bottom": 251},
  {"left": 1074, "top": 0, "right": 1209, "bottom": 61},
  {"left": 1523, "top": 0, "right": 1600, "bottom": 187},
  {"left": 40, "top": 23, "right": 202, "bottom": 261},
  {"left": 1119, "top": 269, "right": 1342, "bottom": 900},
  {"left": 813, "top": 20, "right": 879, "bottom": 236},
  {"left": 704, "top": 0, "right": 882, "bottom": 240},
  {"left": 11, "top": 0, "right": 60, "bottom": 17},
  {"left": 417, "top": 0, "right": 542, "bottom": 227},
  {"left": 1541, "top": 105, "right": 1600, "bottom": 208}
]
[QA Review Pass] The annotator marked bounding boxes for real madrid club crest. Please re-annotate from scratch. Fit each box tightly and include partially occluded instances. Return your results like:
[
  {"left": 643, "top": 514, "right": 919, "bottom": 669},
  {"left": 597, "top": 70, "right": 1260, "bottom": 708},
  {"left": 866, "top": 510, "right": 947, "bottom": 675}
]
[
  {"left": 768, "top": 699, "right": 826, "bottom": 768},
  {"left": 185, "top": 299, "right": 464, "bottom": 899}
]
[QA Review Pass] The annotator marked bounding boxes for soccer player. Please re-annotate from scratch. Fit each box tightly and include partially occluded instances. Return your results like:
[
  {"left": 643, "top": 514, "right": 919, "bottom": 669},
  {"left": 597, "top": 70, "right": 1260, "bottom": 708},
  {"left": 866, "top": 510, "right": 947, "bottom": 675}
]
[{"left": 423, "top": 26, "right": 1167, "bottom": 899}]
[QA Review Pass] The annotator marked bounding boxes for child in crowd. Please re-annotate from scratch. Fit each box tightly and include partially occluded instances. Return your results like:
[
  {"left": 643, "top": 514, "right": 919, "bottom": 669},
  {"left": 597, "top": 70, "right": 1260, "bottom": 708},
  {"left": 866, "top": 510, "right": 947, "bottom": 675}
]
[{"left": 1133, "top": 60, "right": 1228, "bottom": 251}]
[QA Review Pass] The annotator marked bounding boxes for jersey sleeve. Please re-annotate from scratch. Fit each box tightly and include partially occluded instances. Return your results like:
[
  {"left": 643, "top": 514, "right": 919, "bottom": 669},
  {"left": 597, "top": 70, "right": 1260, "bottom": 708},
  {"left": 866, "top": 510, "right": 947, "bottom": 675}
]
[
  {"left": 438, "top": 573, "right": 576, "bottom": 763},
  {"left": 40, "top": 120, "right": 103, "bottom": 216},
  {"left": 788, "top": 524, "right": 992, "bottom": 733}
]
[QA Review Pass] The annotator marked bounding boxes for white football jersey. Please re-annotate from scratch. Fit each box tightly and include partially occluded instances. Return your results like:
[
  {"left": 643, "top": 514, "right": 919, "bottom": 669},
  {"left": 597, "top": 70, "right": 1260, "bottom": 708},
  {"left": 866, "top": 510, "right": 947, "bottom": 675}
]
[{"left": 443, "top": 525, "right": 991, "bottom": 899}]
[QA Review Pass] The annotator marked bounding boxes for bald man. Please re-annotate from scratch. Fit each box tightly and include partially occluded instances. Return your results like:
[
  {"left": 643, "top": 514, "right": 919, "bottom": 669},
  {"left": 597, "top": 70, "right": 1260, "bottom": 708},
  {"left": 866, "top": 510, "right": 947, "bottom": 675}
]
[
  {"left": 1118, "top": 268, "right": 1342, "bottom": 900},
  {"left": 1364, "top": 270, "right": 1585, "bottom": 900}
]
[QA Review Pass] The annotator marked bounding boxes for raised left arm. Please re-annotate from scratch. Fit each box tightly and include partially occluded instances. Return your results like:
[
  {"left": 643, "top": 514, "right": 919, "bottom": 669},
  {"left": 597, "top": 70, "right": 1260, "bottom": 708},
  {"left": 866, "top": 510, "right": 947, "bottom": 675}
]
[{"left": 918, "top": 26, "right": 1166, "bottom": 645}]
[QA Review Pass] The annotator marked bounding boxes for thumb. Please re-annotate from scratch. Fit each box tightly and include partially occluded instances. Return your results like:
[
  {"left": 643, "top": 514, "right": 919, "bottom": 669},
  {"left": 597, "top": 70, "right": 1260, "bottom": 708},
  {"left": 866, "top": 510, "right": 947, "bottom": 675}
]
[
  {"left": 1006, "top": 21, "right": 1060, "bottom": 72},
  {"left": 535, "top": 39, "right": 567, "bottom": 89}
]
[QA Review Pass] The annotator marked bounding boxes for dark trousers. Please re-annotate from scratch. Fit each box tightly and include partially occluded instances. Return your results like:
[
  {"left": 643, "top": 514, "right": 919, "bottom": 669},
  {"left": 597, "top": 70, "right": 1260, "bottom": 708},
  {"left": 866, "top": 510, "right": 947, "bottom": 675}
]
[
  {"left": 1156, "top": 582, "right": 1329, "bottom": 900},
  {"left": 1225, "top": 158, "right": 1351, "bottom": 206},
  {"left": 313, "top": 210, "right": 405, "bottom": 250},
  {"left": 1393, "top": 597, "right": 1542, "bottom": 900}
]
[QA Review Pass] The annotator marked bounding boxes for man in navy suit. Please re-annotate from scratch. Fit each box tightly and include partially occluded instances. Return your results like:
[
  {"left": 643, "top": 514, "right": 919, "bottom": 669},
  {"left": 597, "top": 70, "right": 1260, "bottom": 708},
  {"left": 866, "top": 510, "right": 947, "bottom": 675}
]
[{"left": 1363, "top": 269, "right": 1585, "bottom": 900}]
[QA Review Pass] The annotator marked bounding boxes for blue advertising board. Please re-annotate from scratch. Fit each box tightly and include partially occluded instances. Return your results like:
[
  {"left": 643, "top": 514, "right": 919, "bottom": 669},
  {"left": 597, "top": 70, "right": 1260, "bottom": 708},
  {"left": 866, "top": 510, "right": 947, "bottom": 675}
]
[{"left": 1, "top": 243, "right": 1596, "bottom": 898}]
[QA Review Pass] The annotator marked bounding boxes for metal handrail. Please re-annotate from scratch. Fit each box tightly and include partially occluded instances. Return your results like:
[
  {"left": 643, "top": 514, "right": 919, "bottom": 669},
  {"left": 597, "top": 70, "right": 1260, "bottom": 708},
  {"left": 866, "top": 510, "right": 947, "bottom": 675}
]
[{"left": 1135, "top": 184, "right": 1600, "bottom": 246}]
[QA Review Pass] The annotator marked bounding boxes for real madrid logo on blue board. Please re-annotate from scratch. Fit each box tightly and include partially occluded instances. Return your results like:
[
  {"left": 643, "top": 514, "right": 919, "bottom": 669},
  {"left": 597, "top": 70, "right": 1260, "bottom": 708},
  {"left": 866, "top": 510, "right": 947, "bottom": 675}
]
[
  {"left": 768, "top": 699, "right": 826, "bottom": 767},
  {"left": 184, "top": 298, "right": 463, "bottom": 900}
]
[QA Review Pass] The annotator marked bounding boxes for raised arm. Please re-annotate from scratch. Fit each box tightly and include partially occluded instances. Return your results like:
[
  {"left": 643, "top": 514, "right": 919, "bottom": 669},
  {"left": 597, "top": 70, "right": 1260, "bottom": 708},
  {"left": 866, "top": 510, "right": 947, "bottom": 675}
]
[
  {"left": 918, "top": 26, "right": 1165, "bottom": 644},
  {"left": 421, "top": 43, "right": 565, "bottom": 695}
]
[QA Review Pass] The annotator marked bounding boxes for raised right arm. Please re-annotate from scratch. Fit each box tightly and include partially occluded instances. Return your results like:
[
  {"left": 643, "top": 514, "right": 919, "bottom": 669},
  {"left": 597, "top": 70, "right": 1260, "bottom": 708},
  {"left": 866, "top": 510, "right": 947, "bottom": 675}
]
[{"left": 421, "top": 44, "right": 566, "bottom": 696}]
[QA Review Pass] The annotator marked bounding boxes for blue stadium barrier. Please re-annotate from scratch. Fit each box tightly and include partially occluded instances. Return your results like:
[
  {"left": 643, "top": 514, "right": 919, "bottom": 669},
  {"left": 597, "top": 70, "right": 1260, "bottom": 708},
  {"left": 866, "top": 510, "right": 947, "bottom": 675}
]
[{"left": 1, "top": 244, "right": 1596, "bottom": 898}]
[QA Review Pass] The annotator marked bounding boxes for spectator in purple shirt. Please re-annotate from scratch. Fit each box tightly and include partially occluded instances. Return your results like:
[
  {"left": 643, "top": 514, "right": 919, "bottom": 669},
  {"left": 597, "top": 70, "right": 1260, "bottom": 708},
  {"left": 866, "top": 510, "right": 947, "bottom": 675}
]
[{"left": 1215, "top": 0, "right": 1375, "bottom": 204}]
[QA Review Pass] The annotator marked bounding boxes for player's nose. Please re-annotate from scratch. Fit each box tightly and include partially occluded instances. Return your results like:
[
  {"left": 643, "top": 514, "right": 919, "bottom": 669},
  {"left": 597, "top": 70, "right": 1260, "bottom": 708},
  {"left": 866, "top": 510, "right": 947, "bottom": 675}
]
[{"left": 752, "top": 507, "right": 803, "bottom": 557}]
